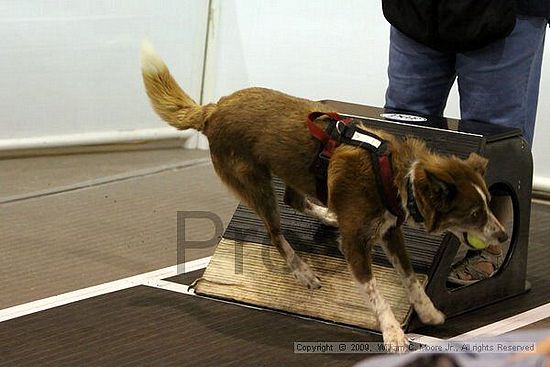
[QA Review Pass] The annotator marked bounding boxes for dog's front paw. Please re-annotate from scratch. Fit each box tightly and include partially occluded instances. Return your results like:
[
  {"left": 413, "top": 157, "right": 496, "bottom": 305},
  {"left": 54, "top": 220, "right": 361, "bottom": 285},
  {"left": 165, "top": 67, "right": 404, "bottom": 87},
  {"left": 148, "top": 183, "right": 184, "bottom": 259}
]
[
  {"left": 416, "top": 303, "right": 446, "bottom": 325},
  {"left": 382, "top": 325, "right": 409, "bottom": 353},
  {"left": 292, "top": 263, "right": 322, "bottom": 290}
]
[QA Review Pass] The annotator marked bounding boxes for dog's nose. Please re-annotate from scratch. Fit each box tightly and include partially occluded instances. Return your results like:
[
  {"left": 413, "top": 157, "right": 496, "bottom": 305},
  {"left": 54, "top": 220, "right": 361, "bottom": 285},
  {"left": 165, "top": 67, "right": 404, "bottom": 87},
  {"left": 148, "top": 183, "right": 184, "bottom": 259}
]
[{"left": 497, "top": 231, "right": 509, "bottom": 243}]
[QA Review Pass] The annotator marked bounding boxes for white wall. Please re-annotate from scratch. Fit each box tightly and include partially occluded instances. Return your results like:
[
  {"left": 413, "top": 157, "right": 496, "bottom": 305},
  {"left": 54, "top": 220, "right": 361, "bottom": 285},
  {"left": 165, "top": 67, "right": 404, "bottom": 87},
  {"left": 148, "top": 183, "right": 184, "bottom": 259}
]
[
  {"left": 2, "top": 0, "right": 549, "bottom": 183},
  {"left": 204, "top": 1, "right": 459, "bottom": 111},
  {"left": 205, "top": 1, "right": 391, "bottom": 106},
  {"left": 0, "top": 0, "right": 208, "bottom": 140},
  {"left": 204, "top": 0, "right": 550, "bottom": 182}
]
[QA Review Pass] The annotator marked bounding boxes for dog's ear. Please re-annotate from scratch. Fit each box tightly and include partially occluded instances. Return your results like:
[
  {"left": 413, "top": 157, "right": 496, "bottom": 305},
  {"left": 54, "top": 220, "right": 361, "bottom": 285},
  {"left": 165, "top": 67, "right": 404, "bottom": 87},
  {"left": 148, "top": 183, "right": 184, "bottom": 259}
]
[
  {"left": 424, "top": 169, "right": 457, "bottom": 214},
  {"left": 466, "top": 153, "right": 488, "bottom": 176},
  {"left": 413, "top": 163, "right": 457, "bottom": 232},
  {"left": 418, "top": 169, "right": 457, "bottom": 232}
]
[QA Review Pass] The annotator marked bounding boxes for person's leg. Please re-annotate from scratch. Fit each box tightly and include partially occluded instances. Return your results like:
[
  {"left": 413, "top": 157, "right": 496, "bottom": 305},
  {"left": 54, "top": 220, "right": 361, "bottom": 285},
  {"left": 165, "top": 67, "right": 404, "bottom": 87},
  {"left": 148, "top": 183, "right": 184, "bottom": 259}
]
[
  {"left": 524, "top": 22, "right": 547, "bottom": 146},
  {"left": 456, "top": 16, "right": 547, "bottom": 146},
  {"left": 385, "top": 27, "right": 456, "bottom": 116},
  {"left": 449, "top": 16, "right": 547, "bottom": 284}
]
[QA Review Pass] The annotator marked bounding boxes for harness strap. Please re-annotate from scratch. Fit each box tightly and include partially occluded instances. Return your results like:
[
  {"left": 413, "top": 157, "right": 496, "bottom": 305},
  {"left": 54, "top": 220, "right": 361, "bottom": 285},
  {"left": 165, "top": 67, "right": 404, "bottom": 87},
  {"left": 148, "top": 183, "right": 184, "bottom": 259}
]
[
  {"left": 307, "top": 112, "right": 406, "bottom": 226},
  {"left": 406, "top": 178, "right": 424, "bottom": 223},
  {"left": 379, "top": 154, "right": 405, "bottom": 226},
  {"left": 307, "top": 112, "right": 348, "bottom": 160},
  {"left": 306, "top": 112, "right": 332, "bottom": 144},
  {"left": 306, "top": 112, "right": 344, "bottom": 204}
]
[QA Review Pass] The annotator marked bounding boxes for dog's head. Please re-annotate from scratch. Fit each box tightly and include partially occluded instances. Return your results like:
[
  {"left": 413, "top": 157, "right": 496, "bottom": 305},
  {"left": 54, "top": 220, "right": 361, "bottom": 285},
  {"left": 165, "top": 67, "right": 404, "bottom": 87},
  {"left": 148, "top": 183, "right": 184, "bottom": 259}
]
[{"left": 411, "top": 153, "right": 508, "bottom": 249}]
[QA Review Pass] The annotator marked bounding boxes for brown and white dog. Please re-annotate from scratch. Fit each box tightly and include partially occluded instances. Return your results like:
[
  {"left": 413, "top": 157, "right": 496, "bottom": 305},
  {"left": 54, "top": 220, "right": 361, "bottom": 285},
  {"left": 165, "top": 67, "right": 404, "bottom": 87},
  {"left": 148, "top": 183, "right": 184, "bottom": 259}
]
[{"left": 140, "top": 42, "right": 508, "bottom": 350}]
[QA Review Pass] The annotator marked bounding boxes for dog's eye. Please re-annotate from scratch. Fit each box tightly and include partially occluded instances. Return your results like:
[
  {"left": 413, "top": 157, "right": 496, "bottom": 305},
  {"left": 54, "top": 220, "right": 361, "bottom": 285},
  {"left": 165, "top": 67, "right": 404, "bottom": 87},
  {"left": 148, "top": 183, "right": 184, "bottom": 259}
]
[{"left": 471, "top": 209, "right": 482, "bottom": 219}]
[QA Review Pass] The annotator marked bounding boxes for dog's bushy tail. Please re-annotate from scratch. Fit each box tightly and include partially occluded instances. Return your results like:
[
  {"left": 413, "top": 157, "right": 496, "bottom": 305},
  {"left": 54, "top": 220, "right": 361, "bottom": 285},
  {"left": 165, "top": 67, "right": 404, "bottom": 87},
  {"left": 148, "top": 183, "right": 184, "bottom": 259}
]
[{"left": 140, "top": 40, "right": 214, "bottom": 131}]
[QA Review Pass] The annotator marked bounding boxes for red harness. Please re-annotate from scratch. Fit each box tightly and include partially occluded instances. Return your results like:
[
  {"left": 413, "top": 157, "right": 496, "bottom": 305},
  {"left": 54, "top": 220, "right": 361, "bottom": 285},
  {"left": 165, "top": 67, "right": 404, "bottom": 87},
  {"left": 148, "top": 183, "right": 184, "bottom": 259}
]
[{"left": 307, "top": 112, "right": 406, "bottom": 226}]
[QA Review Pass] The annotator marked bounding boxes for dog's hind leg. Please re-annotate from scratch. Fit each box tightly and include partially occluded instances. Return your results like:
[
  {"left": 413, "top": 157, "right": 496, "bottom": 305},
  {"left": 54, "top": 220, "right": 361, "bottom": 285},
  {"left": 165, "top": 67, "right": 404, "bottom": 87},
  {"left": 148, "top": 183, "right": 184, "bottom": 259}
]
[
  {"left": 283, "top": 186, "right": 338, "bottom": 227},
  {"left": 212, "top": 159, "right": 321, "bottom": 290},
  {"left": 381, "top": 225, "right": 445, "bottom": 326}
]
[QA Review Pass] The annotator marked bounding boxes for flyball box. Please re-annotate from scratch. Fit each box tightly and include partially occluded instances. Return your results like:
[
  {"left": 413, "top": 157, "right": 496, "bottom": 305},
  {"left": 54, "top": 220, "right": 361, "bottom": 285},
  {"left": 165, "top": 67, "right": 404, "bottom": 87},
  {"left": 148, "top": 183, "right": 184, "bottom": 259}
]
[{"left": 194, "top": 100, "right": 532, "bottom": 332}]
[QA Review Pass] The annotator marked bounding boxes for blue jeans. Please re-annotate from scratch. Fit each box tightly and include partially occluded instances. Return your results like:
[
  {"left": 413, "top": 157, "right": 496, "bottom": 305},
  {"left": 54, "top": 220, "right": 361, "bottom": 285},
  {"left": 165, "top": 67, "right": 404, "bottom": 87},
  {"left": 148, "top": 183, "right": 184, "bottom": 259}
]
[{"left": 385, "top": 16, "right": 548, "bottom": 146}]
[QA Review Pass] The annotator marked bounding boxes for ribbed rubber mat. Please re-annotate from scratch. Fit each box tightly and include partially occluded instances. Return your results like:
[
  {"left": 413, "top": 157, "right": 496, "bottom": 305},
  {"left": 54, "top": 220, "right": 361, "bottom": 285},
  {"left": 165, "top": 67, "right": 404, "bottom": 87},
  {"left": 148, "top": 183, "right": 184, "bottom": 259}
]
[
  {"left": 0, "top": 286, "right": 375, "bottom": 367},
  {"left": 223, "top": 178, "right": 444, "bottom": 274},
  {"left": 195, "top": 239, "right": 428, "bottom": 331}
]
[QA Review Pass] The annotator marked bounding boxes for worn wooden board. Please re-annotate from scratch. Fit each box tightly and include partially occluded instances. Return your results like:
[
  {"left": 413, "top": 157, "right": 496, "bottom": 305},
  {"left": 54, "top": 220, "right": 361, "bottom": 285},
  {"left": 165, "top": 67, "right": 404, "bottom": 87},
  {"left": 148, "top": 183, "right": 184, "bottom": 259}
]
[{"left": 195, "top": 238, "right": 428, "bottom": 331}]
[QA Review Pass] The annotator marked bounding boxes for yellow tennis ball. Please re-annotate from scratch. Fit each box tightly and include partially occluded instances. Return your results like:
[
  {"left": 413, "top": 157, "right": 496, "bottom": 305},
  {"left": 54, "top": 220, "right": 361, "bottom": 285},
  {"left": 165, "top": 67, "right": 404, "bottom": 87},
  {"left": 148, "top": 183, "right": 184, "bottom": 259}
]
[{"left": 467, "top": 233, "right": 488, "bottom": 249}]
